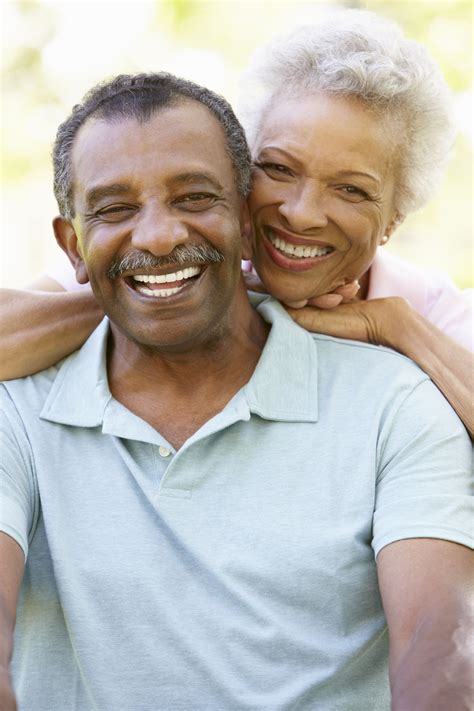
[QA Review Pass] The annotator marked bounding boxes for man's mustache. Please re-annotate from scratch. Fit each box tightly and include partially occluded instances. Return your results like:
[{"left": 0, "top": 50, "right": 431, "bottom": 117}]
[{"left": 107, "top": 244, "right": 225, "bottom": 279}]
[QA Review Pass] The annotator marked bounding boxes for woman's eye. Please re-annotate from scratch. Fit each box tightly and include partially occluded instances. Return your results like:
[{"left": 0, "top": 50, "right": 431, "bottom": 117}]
[
  {"left": 255, "top": 162, "right": 293, "bottom": 178},
  {"left": 339, "top": 185, "right": 369, "bottom": 200}
]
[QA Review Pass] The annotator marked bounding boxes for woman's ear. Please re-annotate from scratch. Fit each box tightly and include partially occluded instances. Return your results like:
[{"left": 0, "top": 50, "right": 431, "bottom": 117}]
[
  {"left": 385, "top": 212, "right": 404, "bottom": 239},
  {"left": 380, "top": 213, "right": 405, "bottom": 246},
  {"left": 239, "top": 200, "right": 254, "bottom": 261},
  {"left": 52, "top": 216, "right": 89, "bottom": 285}
]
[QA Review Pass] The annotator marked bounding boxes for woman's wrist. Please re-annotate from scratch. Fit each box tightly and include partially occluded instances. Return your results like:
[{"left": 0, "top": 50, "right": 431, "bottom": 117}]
[{"left": 378, "top": 297, "right": 419, "bottom": 355}]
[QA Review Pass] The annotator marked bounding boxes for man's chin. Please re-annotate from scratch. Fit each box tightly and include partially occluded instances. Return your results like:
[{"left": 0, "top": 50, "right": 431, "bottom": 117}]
[{"left": 107, "top": 316, "right": 226, "bottom": 356}]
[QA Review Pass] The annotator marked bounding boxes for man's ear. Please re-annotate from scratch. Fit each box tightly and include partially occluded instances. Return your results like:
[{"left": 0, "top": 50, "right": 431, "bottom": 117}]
[
  {"left": 239, "top": 200, "right": 253, "bottom": 262},
  {"left": 52, "top": 216, "right": 90, "bottom": 285}
]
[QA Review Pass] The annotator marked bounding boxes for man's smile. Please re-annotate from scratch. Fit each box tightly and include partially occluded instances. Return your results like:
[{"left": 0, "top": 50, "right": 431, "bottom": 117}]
[{"left": 124, "top": 265, "right": 205, "bottom": 300}]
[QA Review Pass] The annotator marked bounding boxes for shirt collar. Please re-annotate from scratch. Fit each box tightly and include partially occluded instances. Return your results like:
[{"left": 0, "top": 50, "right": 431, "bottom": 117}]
[
  {"left": 40, "top": 317, "right": 112, "bottom": 427},
  {"left": 244, "top": 297, "right": 318, "bottom": 422},
  {"left": 40, "top": 299, "right": 318, "bottom": 430}
]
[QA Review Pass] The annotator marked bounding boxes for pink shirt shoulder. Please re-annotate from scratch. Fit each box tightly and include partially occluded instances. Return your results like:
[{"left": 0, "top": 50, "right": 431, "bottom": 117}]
[{"left": 368, "top": 250, "right": 473, "bottom": 351}]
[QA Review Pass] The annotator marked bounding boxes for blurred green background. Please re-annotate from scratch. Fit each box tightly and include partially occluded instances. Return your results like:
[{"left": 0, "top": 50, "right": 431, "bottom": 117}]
[{"left": 1, "top": 0, "right": 472, "bottom": 288}]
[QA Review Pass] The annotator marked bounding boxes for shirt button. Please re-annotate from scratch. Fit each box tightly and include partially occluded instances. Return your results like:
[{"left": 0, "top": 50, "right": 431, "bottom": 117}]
[{"left": 158, "top": 446, "right": 172, "bottom": 458}]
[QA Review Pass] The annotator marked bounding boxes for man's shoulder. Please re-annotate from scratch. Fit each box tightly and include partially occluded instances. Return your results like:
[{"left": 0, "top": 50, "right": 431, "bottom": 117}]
[
  {"left": 310, "top": 330, "right": 423, "bottom": 369},
  {"left": 258, "top": 295, "right": 428, "bottom": 378},
  {"left": 256, "top": 297, "right": 431, "bottom": 415},
  {"left": 1, "top": 361, "right": 64, "bottom": 413},
  {"left": 1, "top": 317, "right": 109, "bottom": 425},
  {"left": 309, "top": 331, "right": 430, "bottom": 398}
]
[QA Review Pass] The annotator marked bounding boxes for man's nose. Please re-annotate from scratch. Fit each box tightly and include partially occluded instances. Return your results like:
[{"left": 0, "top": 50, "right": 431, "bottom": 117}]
[
  {"left": 131, "top": 204, "right": 189, "bottom": 256},
  {"left": 277, "top": 181, "right": 328, "bottom": 233}
]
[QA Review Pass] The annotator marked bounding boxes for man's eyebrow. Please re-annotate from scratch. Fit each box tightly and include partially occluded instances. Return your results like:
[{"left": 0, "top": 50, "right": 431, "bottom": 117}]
[
  {"left": 85, "top": 184, "right": 131, "bottom": 208},
  {"left": 172, "top": 173, "right": 224, "bottom": 192}
]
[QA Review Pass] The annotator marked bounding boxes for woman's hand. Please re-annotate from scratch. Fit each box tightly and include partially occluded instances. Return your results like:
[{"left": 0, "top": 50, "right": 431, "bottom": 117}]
[{"left": 285, "top": 296, "right": 395, "bottom": 346}]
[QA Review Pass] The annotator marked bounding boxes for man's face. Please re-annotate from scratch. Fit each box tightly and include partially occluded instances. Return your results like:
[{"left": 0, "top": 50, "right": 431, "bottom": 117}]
[{"left": 62, "top": 101, "right": 250, "bottom": 351}]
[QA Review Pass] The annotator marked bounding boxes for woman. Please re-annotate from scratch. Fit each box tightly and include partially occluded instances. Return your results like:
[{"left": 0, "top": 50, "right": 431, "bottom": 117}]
[{"left": 1, "top": 10, "right": 472, "bottom": 434}]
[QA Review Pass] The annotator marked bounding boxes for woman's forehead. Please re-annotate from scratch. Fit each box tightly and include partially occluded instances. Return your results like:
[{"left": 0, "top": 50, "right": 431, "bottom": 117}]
[{"left": 255, "top": 92, "right": 396, "bottom": 176}]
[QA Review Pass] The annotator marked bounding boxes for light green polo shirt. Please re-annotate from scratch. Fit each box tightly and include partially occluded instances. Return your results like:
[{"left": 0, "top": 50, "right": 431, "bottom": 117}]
[{"left": 1, "top": 297, "right": 472, "bottom": 711}]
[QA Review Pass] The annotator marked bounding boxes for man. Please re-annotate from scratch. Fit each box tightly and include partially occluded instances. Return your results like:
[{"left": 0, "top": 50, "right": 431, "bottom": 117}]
[{"left": 0, "top": 73, "right": 472, "bottom": 711}]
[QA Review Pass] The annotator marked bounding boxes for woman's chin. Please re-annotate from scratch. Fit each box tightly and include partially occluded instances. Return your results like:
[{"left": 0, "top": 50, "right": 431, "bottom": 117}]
[{"left": 265, "top": 284, "right": 316, "bottom": 306}]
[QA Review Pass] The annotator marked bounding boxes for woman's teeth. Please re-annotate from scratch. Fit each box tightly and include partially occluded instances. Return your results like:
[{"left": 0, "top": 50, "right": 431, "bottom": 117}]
[
  {"left": 132, "top": 266, "right": 201, "bottom": 298},
  {"left": 268, "top": 232, "right": 333, "bottom": 258}
]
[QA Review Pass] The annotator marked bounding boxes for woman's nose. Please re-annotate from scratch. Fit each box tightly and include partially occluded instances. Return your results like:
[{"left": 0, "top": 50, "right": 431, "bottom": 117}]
[{"left": 278, "top": 182, "right": 328, "bottom": 232}]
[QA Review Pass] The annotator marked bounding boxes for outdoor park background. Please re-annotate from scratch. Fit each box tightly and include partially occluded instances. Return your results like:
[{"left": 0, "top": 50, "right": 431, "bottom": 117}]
[{"left": 1, "top": 0, "right": 472, "bottom": 289}]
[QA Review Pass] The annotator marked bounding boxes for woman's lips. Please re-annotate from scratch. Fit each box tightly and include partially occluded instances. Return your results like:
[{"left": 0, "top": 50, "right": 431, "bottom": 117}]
[{"left": 261, "top": 227, "right": 335, "bottom": 272}]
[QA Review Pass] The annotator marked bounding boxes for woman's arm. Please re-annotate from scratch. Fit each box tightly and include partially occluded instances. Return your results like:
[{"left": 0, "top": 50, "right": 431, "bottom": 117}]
[
  {"left": 286, "top": 297, "right": 474, "bottom": 437},
  {"left": 0, "top": 279, "right": 103, "bottom": 380}
]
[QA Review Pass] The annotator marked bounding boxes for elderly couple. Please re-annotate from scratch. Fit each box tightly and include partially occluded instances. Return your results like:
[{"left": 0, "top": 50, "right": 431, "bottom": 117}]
[{"left": 0, "top": 10, "right": 472, "bottom": 711}]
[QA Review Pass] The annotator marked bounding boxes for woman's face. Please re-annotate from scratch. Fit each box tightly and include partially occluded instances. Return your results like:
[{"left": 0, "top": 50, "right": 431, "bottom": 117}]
[{"left": 248, "top": 93, "right": 399, "bottom": 304}]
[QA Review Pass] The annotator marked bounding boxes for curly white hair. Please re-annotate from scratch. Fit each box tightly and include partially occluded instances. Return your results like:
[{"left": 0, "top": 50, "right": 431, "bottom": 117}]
[{"left": 239, "top": 9, "right": 455, "bottom": 217}]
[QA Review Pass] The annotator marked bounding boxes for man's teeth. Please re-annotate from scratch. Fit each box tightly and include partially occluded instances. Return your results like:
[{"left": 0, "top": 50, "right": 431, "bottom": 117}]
[
  {"left": 269, "top": 232, "right": 333, "bottom": 258},
  {"left": 136, "top": 285, "right": 183, "bottom": 298},
  {"left": 132, "top": 266, "right": 201, "bottom": 298},
  {"left": 133, "top": 266, "right": 201, "bottom": 284}
]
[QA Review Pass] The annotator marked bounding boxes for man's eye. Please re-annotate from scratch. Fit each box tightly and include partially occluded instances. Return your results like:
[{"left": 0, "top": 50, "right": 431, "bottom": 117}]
[
  {"left": 95, "top": 205, "right": 136, "bottom": 221},
  {"left": 175, "top": 193, "right": 218, "bottom": 210}
]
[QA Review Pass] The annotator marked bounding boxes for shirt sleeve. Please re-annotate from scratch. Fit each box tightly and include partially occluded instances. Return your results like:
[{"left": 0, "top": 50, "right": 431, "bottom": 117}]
[
  {"left": 0, "top": 386, "right": 39, "bottom": 559},
  {"left": 426, "top": 284, "right": 474, "bottom": 351},
  {"left": 372, "top": 378, "right": 473, "bottom": 558}
]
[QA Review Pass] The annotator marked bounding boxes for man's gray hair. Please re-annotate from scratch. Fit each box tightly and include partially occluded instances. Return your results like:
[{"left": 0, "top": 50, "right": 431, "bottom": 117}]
[
  {"left": 53, "top": 72, "right": 252, "bottom": 219},
  {"left": 239, "top": 10, "right": 455, "bottom": 217}
]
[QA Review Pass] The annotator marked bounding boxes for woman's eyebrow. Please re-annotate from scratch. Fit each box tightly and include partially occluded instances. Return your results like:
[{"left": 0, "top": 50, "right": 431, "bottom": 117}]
[
  {"left": 333, "top": 170, "right": 381, "bottom": 186},
  {"left": 256, "top": 146, "right": 296, "bottom": 161}
]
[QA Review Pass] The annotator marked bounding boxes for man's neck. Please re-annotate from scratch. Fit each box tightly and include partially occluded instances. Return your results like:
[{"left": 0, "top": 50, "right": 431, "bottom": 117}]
[{"left": 107, "top": 294, "right": 269, "bottom": 448}]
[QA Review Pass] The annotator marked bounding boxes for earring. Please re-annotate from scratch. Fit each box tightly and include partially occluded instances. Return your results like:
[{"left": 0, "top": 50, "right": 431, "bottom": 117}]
[{"left": 380, "top": 235, "right": 389, "bottom": 245}]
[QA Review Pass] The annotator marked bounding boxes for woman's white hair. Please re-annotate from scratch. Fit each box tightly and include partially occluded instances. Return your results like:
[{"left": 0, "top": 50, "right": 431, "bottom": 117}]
[{"left": 239, "top": 9, "right": 455, "bottom": 217}]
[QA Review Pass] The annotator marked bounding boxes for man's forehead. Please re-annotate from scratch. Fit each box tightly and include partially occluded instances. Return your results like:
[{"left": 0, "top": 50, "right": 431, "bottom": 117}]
[
  {"left": 73, "top": 101, "right": 225, "bottom": 157},
  {"left": 71, "top": 102, "right": 234, "bottom": 189}
]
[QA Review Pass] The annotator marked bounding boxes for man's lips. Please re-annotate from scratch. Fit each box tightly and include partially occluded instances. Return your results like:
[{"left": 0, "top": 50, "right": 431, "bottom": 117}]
[
  {"left": 123, "top": 265, "right": 204, "bottom": 300},
  {"left": 261, "top": 227, "right": 335, "bottom": 272}
]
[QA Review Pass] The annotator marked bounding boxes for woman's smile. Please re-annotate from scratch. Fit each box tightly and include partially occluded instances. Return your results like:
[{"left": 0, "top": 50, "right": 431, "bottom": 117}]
[{"left": 262, "top": 225, "right": 336, "bottom": 272}]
